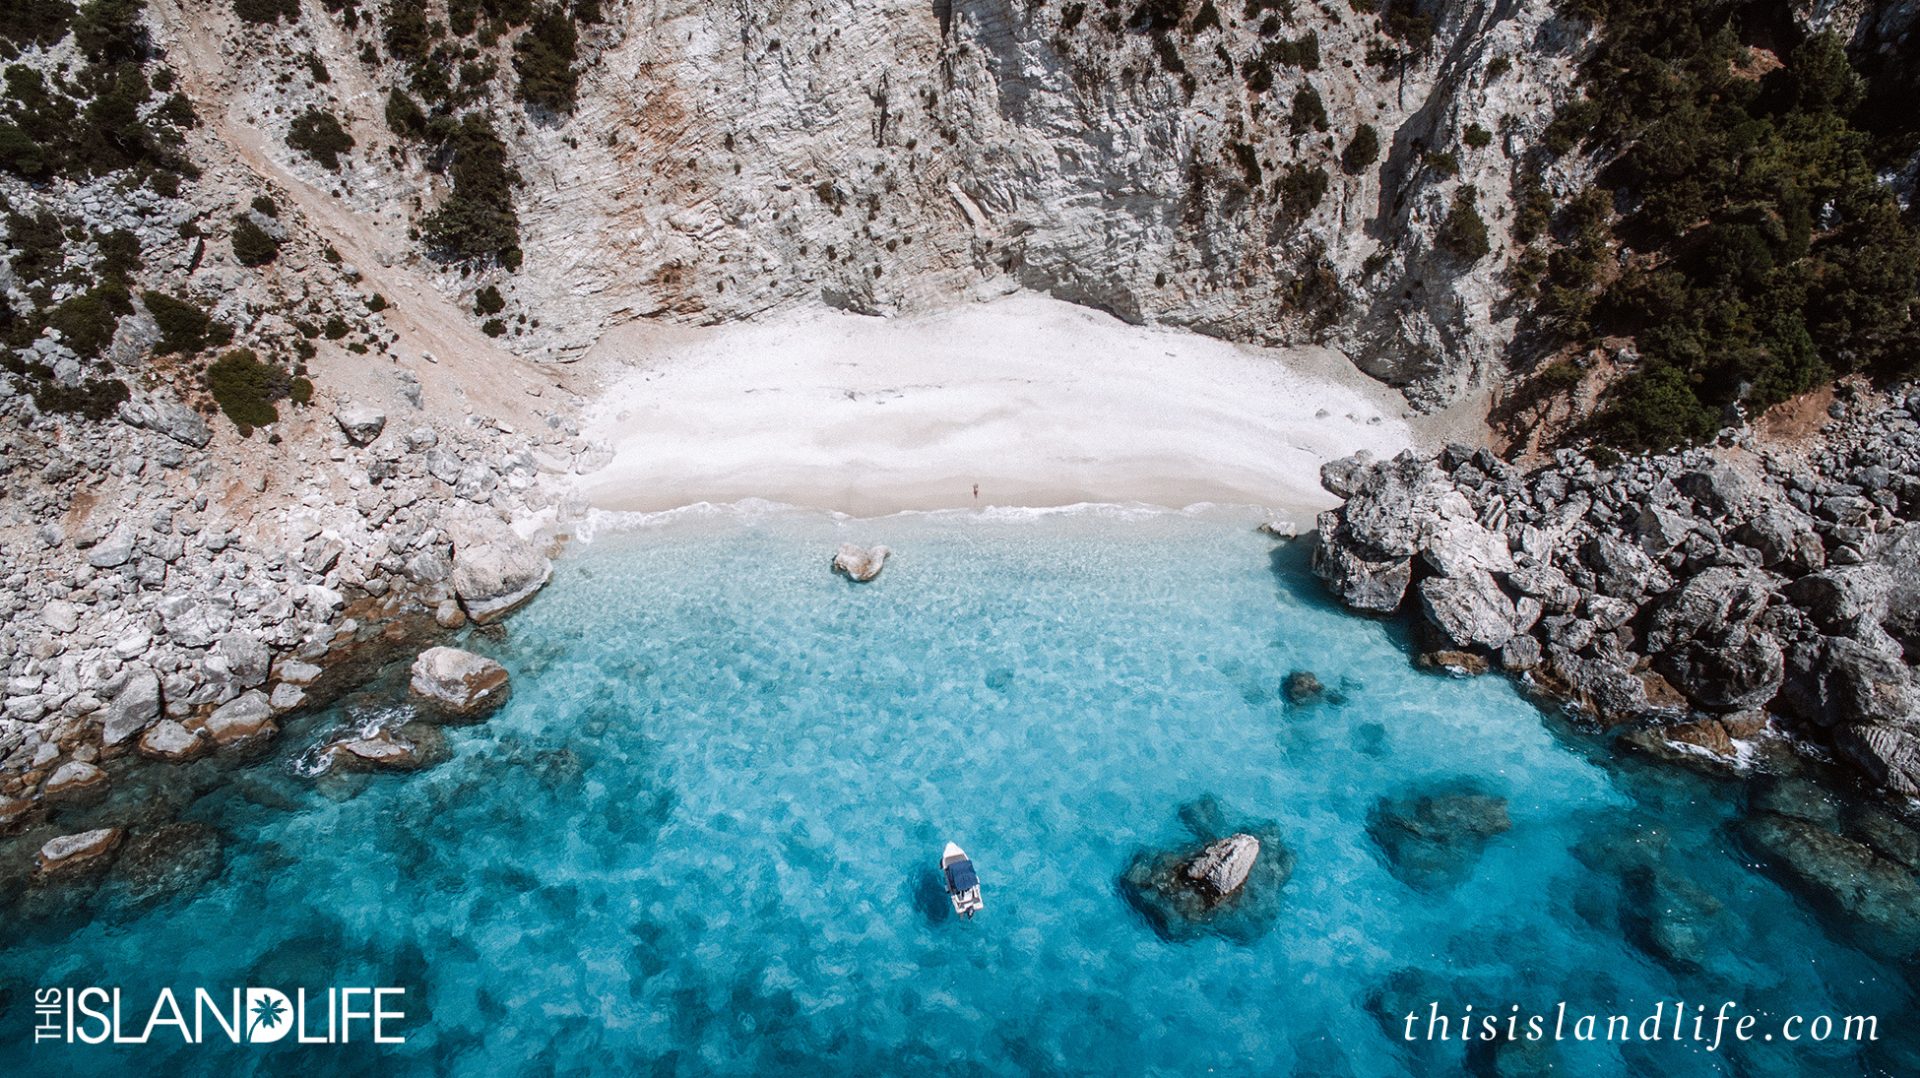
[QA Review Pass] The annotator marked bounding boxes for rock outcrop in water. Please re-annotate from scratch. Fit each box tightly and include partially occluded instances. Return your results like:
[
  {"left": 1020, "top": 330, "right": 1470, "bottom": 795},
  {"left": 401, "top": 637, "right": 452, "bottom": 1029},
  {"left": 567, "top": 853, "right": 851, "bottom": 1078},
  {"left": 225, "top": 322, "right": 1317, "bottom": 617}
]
[
  {"left": 1313, "top": 384, "right": 1920, "bottom": 794},
  {"left": 1119, "top": 798, "right": 1293, "bottom": 943},
  {"left": 833, "top": 545, "right": 891, "bottom": 583},
  {"left": 409, "top": 647, "right": 512, "bottom": 721}
]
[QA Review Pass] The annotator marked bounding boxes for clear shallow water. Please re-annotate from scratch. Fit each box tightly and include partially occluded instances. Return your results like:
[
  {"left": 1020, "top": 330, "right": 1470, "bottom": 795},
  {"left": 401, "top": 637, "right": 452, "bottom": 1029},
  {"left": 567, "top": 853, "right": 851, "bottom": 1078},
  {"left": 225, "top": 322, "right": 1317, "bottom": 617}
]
[{"left": 3, "top": 507, "right": 1916, "bottom": 1076}]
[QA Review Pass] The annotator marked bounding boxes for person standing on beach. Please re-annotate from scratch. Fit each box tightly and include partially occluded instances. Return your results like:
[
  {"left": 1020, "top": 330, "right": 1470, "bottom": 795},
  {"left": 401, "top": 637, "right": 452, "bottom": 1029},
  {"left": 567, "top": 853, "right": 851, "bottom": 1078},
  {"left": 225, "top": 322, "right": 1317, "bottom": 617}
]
[{"left": 972, "top": 483, "right": 980, "bottom": 502}]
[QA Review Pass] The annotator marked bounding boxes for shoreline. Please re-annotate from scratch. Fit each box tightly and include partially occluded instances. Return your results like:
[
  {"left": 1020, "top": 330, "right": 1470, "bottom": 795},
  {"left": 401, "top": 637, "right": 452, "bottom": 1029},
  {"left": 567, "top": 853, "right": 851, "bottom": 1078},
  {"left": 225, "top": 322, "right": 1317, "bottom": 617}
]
[{"left": 570, "top": 295, "right": 1456, "bottom": 518}]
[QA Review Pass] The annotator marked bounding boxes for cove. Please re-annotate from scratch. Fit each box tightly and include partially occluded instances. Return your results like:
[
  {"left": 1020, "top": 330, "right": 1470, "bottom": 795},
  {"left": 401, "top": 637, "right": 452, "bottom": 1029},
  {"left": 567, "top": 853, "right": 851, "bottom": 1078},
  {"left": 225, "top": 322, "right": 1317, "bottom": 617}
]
[{"left": 2, "top": 506, "right": 1914, "bottom": 1076}]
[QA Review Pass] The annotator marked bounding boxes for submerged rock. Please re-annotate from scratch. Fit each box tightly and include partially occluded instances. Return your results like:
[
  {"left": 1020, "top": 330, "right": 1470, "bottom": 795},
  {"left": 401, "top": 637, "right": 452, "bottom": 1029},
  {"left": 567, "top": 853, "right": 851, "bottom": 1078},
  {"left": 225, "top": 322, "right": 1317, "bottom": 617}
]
[
  {"left": 832, "top": 543, "right": 890, "bottom": 582},
  {"left": 1367, "top": 783, "right": 1512, "bottom": 893},
  {"left": 1283, "top": 671, "right": 1325, "bottom": 705},
  {"left": 1738, "top": 810, "right": 1920, "bottom": 962},
  {"left": 321, "top": 723, "right": 450, "bottom": 773},
  {"left": 409, "top": 646, "right": 511, "bottom": 720},
  {"left": 102, "top": 823, "right": 223, "bottom": 913}
]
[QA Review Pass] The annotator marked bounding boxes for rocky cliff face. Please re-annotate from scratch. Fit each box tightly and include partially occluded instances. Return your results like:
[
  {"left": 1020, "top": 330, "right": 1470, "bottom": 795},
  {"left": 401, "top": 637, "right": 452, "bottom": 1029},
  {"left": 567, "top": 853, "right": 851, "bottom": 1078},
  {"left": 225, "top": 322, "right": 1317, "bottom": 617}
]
[
  {"left": 1313, "top": 384, "right": 1920, "bottom": 795},
  {"left": 165, "top": 0, "right": 1593, "bottom": 406}
]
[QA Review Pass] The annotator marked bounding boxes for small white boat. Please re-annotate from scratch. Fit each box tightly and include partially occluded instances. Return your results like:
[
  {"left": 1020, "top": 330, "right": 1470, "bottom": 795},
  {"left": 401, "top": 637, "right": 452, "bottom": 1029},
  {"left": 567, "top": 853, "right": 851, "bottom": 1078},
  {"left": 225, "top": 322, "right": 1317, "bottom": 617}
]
[{"left": 942, "top": 841, "right": 983, "bottom": 919}]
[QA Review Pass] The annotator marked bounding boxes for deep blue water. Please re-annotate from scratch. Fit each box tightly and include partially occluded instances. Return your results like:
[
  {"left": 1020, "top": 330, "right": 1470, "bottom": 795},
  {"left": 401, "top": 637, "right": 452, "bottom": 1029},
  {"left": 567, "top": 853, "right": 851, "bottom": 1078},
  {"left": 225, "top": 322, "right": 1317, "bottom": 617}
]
[{"left": 2, "top": 506, "right": 1916, "bottom": 1076}]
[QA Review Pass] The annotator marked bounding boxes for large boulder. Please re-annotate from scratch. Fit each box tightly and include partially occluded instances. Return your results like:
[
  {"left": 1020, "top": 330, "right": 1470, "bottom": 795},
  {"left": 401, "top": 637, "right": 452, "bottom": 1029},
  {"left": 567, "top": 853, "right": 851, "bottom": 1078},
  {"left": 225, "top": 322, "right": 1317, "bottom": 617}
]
[
  {"left": 1583, "top": 535, "right": 1672, "bottom": 600},
  {"left": 1312, "top": 525, "right": 1414, "bottom": 613},
  {"left": 408, "top": 646, "right": 511, "bottom": 720},
  {"left": 1418, "top": 493, "right": 1515, "bottom": 577},
  {"left": 1340, "top": 452, "right": 1451, "bottom": 558},
  {"left": 1737, "top": 507, "right": 1826, "bottom": 572},
  {"left": 1182, "top": 834, "right": 1261, "bottom": 900},
  {"left": 44, "top": 760, "right": 109, "bottom": 803},
  {"left": 451, "top": 532, "right": 553, "bottom": 623},
  {"left": 1659, "top": 629, "right": 1785, "bottom": 712},
  {"left": 101, "top": 666, "right": 162, "bottom": 746},
  {"left": 37, "top": 828, "right": 125, "bottom": 876},
  {"left": 1787, "top": 566, "right": 1893, "bottom": 636},
  {"left": 832, "top": 544, "right": 890, "bottom": 582},
  {"left": 209, "top": 630, "right": 271, "bottom": 690},
  {"left": 1417, "top": 570, "right": 1517, "bottom": 651},
  {"left": 1835, "top": 723, "right": 1920, "bottom": 796},
  {"left": 138, "top": 719, "right": 211, "bottom": 762},
  {"left": 334, "top": 404, "right": 387, "bottom": 446},
  {"left": 1643, "top": 568, "right": 1774, "bottom": 654},
  {"left": 186, "top": 690, "right": 278, "bottom": 748},
  {"left": 122, "top": 396, "right": 213, "bottom": 448},
  {"left": 1679, "top": 462, "right": 1761, "bottom": 518}
]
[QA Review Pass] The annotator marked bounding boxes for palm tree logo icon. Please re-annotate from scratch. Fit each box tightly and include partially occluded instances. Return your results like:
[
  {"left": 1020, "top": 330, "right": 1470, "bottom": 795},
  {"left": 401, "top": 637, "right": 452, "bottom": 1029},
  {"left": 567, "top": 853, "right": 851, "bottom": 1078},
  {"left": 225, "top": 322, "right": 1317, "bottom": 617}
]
[{"left": 244, "top": 988, "right": 294, "bottom": 1043}]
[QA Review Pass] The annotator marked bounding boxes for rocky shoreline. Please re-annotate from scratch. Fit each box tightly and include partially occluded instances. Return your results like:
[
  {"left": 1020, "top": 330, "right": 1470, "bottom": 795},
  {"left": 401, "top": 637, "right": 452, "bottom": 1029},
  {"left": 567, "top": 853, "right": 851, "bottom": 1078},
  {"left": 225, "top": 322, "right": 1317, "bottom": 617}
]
[
  {"left": 1312, "top": 382, "right": 1920, "bottom": 798},
  {"left": 0, "top": 386, "right": 570, "bottom": 843}
]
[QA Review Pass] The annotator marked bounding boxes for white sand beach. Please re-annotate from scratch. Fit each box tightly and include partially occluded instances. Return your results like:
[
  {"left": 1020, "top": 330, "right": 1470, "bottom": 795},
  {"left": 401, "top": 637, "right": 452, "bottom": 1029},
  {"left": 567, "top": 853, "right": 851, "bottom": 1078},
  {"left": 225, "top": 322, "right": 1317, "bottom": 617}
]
[{"left": 574, "top": 294, "right": 1431, "bottom": 517}]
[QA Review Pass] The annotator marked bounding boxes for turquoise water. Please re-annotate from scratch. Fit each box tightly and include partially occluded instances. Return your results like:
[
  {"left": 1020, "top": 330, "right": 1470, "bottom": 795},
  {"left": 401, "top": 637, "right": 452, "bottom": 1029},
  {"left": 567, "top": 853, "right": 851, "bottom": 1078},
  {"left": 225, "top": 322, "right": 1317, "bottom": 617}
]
[{"left": 2, "top": 506, "right": 1915, "bottom": 1075}]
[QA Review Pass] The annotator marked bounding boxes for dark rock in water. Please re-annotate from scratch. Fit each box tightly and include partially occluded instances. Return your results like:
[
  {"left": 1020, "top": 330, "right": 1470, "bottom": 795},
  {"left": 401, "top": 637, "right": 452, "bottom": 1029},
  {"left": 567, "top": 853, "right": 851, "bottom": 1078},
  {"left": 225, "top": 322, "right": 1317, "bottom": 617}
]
[
  {"left": 102, "top": 823, "right": 223, "bottom": 914},
  {"left": 321, "top": 722, "right": 450, "bottom": 773},
  {"left": 1368, "top": 783, "right": 1512, "bottom": 893},
  {"left": 1283, "top": 670, "right": 1325, "bottom": 705},
  {"left": 1620, "top": 864, "right": 1724, "bottom": 973},
  {"left": 1737, "top": 810, "right": 1920, "bottom": 963},
  {"left": 1419, "top": 650, "right": 1490, "bottom": 677},
  {"left": 1120, "top": 798, "right": 1293, "bottom": 943}
]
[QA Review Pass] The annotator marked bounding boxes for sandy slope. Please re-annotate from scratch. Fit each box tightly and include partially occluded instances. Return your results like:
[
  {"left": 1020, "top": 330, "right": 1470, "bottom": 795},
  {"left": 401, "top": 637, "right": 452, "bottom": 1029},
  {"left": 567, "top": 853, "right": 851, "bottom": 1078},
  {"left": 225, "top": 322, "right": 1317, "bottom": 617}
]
[{"left": 574, "top": 295, "right": 1431, "bottom": 517}]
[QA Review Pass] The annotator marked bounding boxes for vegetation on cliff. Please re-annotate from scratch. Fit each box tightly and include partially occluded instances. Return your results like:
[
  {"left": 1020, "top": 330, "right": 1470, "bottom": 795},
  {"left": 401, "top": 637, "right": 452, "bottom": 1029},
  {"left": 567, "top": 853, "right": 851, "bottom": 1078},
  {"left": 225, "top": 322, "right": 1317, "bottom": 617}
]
[{"left": 1521, "top": 1, "right": 1919, "bottom": 451}]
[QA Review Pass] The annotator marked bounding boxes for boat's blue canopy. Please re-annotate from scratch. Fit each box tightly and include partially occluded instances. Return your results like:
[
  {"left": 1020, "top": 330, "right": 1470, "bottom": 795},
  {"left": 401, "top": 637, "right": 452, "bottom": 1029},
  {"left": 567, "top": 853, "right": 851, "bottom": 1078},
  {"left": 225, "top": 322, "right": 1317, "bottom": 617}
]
[{"left": 946, "top": 859, "right": 979, "bottom": 892}]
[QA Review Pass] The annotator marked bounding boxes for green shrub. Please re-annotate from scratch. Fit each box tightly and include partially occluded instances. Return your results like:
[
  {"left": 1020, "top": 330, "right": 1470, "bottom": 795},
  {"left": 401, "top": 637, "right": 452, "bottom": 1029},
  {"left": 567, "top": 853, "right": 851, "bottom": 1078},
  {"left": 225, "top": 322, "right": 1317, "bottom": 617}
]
[
  {"left": 142, "top": 290, "right": 231, "bottom": 354},
  {"left": 74, "top": 0, "right": 149, "bottom": 66},
  {"left": 1463, "top": 124, "right": 1493, "bottom": 149},
  {"left": 1437, "top": 186, "right": 1491, "bottom": 263},
  {"left": 2, "top": 0, "right": 77, "bottom": 49},
  {"left": 366, "top": 293, "right": 388, "bottom": 311},
  {"left": 232, "top": 0, "right": 299, "bottom": 24},
  {"left": 420, "top": 114, "right": 521, "bottom": 266},
  {"left": 33, "top": 375, "right": 130, "bottom": 420},
  {"left": 1276, "top": 163, "right": 1329, "bottom": 223},
  {"left": 512, "top": 7, "right": 578, "bottom": 112},
  {"left": 231, "top": 217, "right": 280, "bottom": 265},
  {"left": 287, "top": 107, "right": 354, "bottom": 170},
  {"left": 473, "top": 284, "right": 505, "bottom": 314},
  {"left": 482, "top": 316, "right": 505, "bottom": 336},
  {"left": 1341, "top": 124, "right": 1380, "bottom": 174},
  {"left": 205, "top": 347, "right": 289, "bottom": 432},
  {"left": 251, "top": 194, "right": 278, "bottom": 216},
  {"left": 323, "top": 315, "right": 348, "bottom": 339},
  {"left": 1288, "top": 84, "right": 1327, "bottom": 135},
  {"left": 289, "top": 375, "right": 313, "bottom": 405},
  {"left": 382, "top": 88, "right": 428, "bottom": 137},
  {"left": 1425, "top": 150, "right": 1459, "bottom": 177},
  {"left": 46, "top": 281, "right": 128, "bottom": 357},
  {"left": 1485, "top": 55, "right": 1511, "bottom": 80}
]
